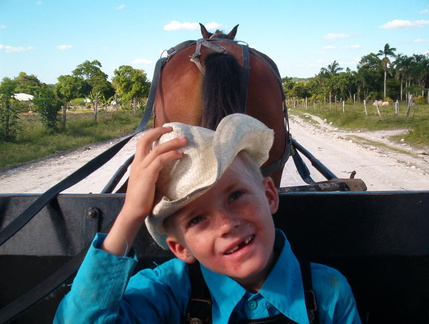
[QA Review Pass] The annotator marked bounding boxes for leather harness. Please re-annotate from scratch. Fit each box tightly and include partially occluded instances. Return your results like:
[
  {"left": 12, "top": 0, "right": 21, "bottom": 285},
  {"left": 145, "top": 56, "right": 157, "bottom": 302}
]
[{"left": 165, "top": 37, "right": 291, "bottom": 177}]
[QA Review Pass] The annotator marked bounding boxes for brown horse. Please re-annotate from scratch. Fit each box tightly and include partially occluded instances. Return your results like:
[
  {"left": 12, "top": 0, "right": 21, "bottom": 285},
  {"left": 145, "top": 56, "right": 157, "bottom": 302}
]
[{"left": 153, "top": 24, "right": 290, "bottom": 187}]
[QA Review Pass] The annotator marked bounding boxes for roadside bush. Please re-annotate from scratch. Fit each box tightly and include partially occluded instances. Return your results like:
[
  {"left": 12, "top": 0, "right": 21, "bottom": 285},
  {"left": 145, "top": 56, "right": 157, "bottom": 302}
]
[
  {"left": 0, "top": 78, "right": 20, "bottom": 142},
  {"left": 33, "top": 87, "right": 62, "bottom": 133},
  {"left": 414, "top": 96, "right": 427, "bottom": 105},
  {"left": 0, "top": 100, "right": 20, "bottom": 142}
]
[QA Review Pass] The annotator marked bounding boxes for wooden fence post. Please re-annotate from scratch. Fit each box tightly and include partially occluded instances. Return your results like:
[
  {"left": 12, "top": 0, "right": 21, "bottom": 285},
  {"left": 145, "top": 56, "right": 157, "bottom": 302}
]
[
  {"left": 406, "top": 95, "right": 413, "bottom": 119},
  {"left": 364, "top": 100, "right": 368, "bottom": 115},
  {"left": 395, "top": 100, "right": 399, "bottom": 116},
  {"left": 376, "top": 101, "right": 381, "bottom": 117}
]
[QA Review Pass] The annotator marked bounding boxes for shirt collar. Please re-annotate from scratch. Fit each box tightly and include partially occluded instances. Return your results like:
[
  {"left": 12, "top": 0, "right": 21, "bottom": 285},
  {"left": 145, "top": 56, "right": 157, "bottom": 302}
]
[{"left": 200, "top": 229, "right": 309, "bottom": 323}]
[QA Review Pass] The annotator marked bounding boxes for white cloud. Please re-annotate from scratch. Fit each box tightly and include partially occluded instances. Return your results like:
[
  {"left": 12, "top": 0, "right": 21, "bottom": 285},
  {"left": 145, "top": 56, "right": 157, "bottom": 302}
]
[
  {"left": 0, "top": 25, "right": 6, "bottom": 29},
  {"left": 133, "top": 58, "right": 152, "bottom": 65},
  {"left": 419, "top": 9, "right": 429, "bottom": 14},
  {"left": 323, "top": 33, "right": 350, "bottom": 40},
  {"left": 204, "top": 22, "right": 223, "bottom": 30},
  {"left": 56, "top": 44, "right": 73, "bottom": 50},
  {"left": 414, "top": 38, "right": 429, "bottom": 42},
  {"left": 164, "top": 21, "right": 223, "bottom": 32},
  {"left": 36, "top": 1, "right": 42, "bottom": 5},
  {"left": 380, "top": 19, "right": 429, "bottom": 29},
  {"left": 116, "top": 4, "right": 126, "bottom": 10},
  {"left": 0, "top": 44, "right": 36, "bottom": 53},
  {"left": 164, "top": 20, "right": 199, "bottom": 31}
]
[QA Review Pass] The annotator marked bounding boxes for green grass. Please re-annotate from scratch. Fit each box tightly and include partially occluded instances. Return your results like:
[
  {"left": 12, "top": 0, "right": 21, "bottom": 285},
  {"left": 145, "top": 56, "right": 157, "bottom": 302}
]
[
  {"left": 0, "top": 110, "right": 145, "bottom": 170},
  {"left": 290, "top": 102, "right": 429, "bottom": 147}
]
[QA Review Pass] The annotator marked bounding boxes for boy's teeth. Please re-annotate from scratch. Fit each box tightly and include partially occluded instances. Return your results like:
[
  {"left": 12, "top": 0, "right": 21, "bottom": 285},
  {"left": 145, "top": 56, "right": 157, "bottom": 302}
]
[
  {"left": 227, "top": 246, "right": 239, "bottom": 254},
  {"left": 226, "top": 235, "right": 254, "bottom": 255}
]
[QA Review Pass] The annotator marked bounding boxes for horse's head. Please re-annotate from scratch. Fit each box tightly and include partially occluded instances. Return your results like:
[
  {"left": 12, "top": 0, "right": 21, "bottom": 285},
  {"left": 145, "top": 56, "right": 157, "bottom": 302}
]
[{"left": 199, "top": 23, "right": 239, "bottom": 40}]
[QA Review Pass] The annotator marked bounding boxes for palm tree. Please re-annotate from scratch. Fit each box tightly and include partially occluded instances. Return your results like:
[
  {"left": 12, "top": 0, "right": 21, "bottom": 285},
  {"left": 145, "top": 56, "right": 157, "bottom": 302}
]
[
  {"left": 319, "top": 61, "right": 343, "bottom": 104},
  {"left": 377, "top": 43, "right": 397, "bottom": 99},
  {"left": 411, "top": 54, "right": 429, "bottom": 97},
  {"left": 320, "top": 60, "right": 343, "bottom": 76},
  {"left": 394, "top": 54, "right": 413, "bottom": 101}
]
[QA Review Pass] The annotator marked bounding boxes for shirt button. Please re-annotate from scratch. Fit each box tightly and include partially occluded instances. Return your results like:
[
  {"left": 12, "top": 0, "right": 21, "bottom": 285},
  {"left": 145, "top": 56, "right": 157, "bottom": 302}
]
[{"left": 247, "top": 300, "right": 258, "bottom": 310}]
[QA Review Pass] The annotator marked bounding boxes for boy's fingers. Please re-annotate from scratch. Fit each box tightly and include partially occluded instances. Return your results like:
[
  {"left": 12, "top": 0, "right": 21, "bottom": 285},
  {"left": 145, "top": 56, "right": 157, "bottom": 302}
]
[
  {"left": 134, "top": 127, "right": 174, "bottom": 160},
  {"left": 138, "top": 141, "right": 185, "bottom": 177},
  {"left": 132, "top": 127, "right": 186, "bottom": 172}
]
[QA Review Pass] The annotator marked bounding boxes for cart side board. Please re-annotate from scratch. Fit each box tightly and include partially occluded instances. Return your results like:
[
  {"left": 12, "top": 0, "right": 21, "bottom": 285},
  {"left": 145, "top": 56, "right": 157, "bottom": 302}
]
[{"left": 1, "top": 191, "right": 428, "bottom": 323}]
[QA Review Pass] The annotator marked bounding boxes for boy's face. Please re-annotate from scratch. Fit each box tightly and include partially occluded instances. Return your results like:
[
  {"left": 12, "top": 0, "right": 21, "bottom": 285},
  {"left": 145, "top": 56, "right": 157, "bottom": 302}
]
[{"left": 166, "top": 157, "right": 279, "bottom": 292}]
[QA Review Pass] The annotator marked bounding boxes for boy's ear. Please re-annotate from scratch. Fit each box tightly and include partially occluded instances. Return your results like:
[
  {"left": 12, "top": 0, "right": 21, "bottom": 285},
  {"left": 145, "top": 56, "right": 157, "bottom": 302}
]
[
  {"left": 166, "top": 237, "right": 197, "bottom": 264},
  {"left": 263, "top": 177, "right": 279, "bottom": 214}
]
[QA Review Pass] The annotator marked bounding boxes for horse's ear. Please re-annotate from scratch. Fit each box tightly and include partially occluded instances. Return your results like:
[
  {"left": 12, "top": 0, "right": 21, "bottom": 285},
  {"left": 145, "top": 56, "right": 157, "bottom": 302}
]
[
  {"left": 227, "top": 24, "right": 239, "bottom": 39},
  {"left": 200, "top": 23, "right": 213, "bottom": 39}
]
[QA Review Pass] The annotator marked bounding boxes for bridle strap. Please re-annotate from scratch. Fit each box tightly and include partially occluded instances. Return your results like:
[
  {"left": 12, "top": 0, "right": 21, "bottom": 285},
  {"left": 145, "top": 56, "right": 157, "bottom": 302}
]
[
  {"left": 239, "top": 43, "right": 250, "bottom": 114},
  {"left": 187, "top": 38, "right": 290, "bottom": 177}
]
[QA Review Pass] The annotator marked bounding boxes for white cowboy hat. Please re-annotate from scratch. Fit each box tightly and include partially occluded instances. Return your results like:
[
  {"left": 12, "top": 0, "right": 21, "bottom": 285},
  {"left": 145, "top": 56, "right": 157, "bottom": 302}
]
[{"left": 145, "top": 113, "right": 274, "bottom": 249}]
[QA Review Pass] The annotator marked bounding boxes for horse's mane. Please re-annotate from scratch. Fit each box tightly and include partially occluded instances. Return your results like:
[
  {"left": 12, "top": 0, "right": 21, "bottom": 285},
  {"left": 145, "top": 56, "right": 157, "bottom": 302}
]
[
  {"left": 201, "top": 53, "right": 242, "bottom": 129},
  {"left": 211, "top": 30, "right": 232, "bottom": 39}
]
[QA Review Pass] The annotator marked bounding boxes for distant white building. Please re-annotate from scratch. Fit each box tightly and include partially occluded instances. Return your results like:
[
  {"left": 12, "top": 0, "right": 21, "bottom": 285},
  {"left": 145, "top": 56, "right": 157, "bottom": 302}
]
[{"left": 13, "top": 93, "right": 34, "bottom": 102}]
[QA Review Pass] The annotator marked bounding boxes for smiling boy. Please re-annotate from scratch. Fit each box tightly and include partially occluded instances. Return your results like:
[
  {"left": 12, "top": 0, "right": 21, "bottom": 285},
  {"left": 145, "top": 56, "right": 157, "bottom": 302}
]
[{"left": 54, "top": 114, "right": 361, "bottom": 323}]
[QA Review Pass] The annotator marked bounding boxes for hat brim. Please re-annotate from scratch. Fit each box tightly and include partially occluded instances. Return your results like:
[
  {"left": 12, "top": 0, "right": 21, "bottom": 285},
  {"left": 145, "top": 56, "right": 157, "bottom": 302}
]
[{"left": 145, "top": 113, "right": 274, "bottom": 249}]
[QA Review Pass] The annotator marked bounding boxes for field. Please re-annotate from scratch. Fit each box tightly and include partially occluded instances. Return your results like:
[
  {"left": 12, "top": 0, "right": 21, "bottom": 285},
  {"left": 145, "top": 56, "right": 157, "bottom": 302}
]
[
  {"left": 1, "top": 102, "right": 428, "bottom": 171},
  {"left": 288, "top": 102, "right": 429, "bottom": 148}
]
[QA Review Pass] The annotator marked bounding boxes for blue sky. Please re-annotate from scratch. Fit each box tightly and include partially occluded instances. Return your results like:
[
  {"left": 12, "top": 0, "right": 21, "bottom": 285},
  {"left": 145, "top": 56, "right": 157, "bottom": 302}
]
[{"left": 1, "top": 0, "right": 428, "bottom": 84}]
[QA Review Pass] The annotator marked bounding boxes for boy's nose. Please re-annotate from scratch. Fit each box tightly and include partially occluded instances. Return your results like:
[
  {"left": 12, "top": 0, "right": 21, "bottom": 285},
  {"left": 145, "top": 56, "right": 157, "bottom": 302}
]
[{"left": 216, "top": 210, "right": 240, "bottom": 235}]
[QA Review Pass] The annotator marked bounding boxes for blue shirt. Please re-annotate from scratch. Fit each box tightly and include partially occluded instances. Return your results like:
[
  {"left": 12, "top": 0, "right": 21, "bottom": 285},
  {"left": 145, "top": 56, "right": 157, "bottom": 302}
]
[{"left": 54, "top": 230, "right": 361, "bottom": 323}]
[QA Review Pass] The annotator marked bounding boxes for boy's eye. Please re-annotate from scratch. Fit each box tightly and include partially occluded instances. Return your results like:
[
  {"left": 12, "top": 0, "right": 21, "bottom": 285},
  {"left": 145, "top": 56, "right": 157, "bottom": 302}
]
[
  {"left": 229, "top": 190, "right": 244, "bottom": 203},
  {"left": 189, "top": 216, "right": 204, "bottom": 227}
]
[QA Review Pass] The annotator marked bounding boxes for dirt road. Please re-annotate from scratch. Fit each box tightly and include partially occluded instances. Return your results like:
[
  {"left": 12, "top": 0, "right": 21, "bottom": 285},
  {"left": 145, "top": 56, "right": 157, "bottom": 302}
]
[
  {"left": 1, "top": 114, "right": 428, "bottom": 194},
  {"left": 282, "top": 114, "right": 429, "bottom": 190}
]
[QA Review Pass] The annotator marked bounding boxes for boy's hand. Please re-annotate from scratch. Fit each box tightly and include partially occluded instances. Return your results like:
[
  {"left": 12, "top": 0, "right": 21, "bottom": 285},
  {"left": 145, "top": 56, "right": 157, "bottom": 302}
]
[{"left": 102, "top": 126, "right": 186, "bottom": 256}]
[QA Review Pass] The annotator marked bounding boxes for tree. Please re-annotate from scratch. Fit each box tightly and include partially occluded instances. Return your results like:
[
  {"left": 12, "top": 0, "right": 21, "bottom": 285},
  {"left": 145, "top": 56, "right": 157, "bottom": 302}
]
[
  {"left": 55, "top": 75, "right": 88, "bottom": 128},
  {"left": 357, "top": 53, "right": 383, "bottom": 99},
  {"left": 112, "top": 65, "right": 150, "bottom": 114},
  {"left": 377, "top": 43, "right": 396, "bottom": 100},
  {"left": 335, "top": 69, "right": 357, "bottom": 102},
  {"left": 72, "top": 60, "right": 114, "bottom": 121},
  {"left": 14, "top": 72, "right": 44, "bottom": 95},
  {"left": 411, "top": 54, "right": 429, "bottom": 97},
  {"left": 0, "top": 77, "right": 19, "bottom": 142},
  {"left": 320, "top": 60, "right": 343, "bottom": 77},
  {"left": 394, "top": 54, "right": 413, "bottom": 101},
  {"left": 318, "top": 61, "right": 344, "bottom": 104},
  {"left": 33, "top": 86, "right": 62, "bottom": 133},
  {"left": 288, "top": 82, "right": 311, "bottom": 99}
]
